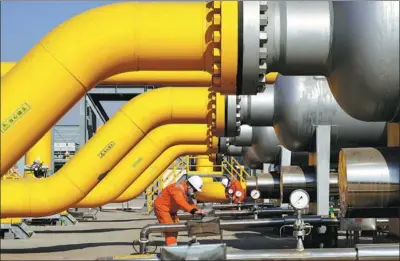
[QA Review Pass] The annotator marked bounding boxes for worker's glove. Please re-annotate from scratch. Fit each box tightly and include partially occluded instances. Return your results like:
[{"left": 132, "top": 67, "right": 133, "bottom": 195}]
[{"left": 194, "top": 209, "right": 206, "bottom": 216}]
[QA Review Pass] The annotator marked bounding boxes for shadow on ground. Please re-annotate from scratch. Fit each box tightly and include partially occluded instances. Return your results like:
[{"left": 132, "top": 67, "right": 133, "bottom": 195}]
[
  {"left": 0, "top": 242, "right": 133, "bottom": 254},
  {"left": 35, "top": 227, "right": 142, "bottom": 234}
]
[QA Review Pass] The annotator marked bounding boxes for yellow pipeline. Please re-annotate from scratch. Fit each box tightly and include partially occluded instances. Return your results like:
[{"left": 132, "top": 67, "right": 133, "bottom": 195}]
[
  {"left": 195, "top": 181, "right": 227, "bottom": 203},
  {"left": 194, "top": 155, "right": 216, "bottom": 183},
  {"left": 114, "top": 145, "right": 209, "bottom": 203},
  {"left": 1, "top": 62, "right": 211, "bottom": 87},
  {"left": 1, "top": 87, "right": 219, "bottom": 217},
  {"left": 75, "top": 125, "right": 215, "bottom": 208},
  {"left": 25, "top": 130, "right": 52, "bottom": 176},
  {"left": 1, "top": 2, "right": 225, "bottom": 174},
  {"left": 195, "top": 180, "right": 247, "bottom": 203}
]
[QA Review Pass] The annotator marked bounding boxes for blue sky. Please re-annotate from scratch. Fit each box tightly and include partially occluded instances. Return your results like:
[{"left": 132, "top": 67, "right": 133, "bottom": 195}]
[{"left": 1, "top": 1, "right": 122, "bottom": 125}]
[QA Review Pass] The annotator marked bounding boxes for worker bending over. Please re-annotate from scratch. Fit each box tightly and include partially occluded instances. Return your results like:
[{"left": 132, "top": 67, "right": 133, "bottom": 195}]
[
  {"left": 221, "top": 175, "right": 245, "bottom": 203},
  {"left": 154, "top": 175, "right": 205, "bottom": 246}
]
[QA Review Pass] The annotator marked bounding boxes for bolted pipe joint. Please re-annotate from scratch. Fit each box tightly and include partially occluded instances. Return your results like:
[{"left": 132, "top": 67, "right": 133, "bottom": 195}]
[{"left": 230, "top": 125, "right": 253, "bottom": 146}]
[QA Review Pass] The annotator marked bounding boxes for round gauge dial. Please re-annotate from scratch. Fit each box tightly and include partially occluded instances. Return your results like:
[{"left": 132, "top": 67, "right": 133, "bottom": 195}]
[
  {"left": 228, "top": 188, "right": 234, "bottom": 195},
  {"left": 250, "top": 189, "right": 261, "bottom": 200},
  {"left": 289, "top": 189, "right": 310, "bottom": 210},
  {"left": 235, "top": 191, "right": 243, "bottom": 198}
]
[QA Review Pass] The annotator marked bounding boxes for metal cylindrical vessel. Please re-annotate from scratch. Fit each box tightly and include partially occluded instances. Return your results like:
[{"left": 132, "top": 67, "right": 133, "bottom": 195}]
[
  {"left": 251, "top": 126, "right": 280, "bottom": 163},
  {"left": 339, "top": 147, "right": 400, "bottom": 218},
  {"left": 243, "top": 147, "right": 263, "bottom": 169},
  {"left": 280, "top": 166, "right": 338, "bottom": 203},
  {"left": 273, "top": 75, "right": 387, "bottom": 151},
  {"left": 265, "top": 1, "right": 399, "bottom": 122},
  {"left": 328, "top": 1, "right": 399, "bottom": 122},
  {"left": 246, "top": 173, "right": 281, "bottom": 199}
]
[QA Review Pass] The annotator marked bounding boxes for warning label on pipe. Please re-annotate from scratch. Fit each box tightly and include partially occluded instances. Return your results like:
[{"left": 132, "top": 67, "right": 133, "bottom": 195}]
[
  {"left": 98, "top": 141, "right": 116, "bottom": 158},
  {"left": 1, "top": 102, "right": 31, "bottom": 133}
]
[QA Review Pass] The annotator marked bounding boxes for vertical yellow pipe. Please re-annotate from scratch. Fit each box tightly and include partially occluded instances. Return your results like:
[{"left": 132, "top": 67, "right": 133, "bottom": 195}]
[
  {"left": 24, "top": 130, "right": 52, "bottom": 176},
  {"left": 195, "top": 155, "right": 215, "bottom": 183}
]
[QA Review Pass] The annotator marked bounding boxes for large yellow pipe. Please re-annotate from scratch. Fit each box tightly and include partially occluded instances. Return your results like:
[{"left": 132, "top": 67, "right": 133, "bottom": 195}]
[
  {"left": 1, "top": 2, "right": 220, "bottom": 175},
  {"left": 1, "top": 87, "right": 219, "bottom": 217},
  {"left": 1, "top": 62, "right": 211, "bottom": 87},
  {"left": 195, "top": 182, "right": 227, "bottom": 203},
  {"left": 74, "top": 124, "right": 214, "bottom": 208},
  {"left": 25, "top": 130, "right": 52, "bottom": 174},
  {"left": 114, "top": 145, "right": 209, "bottom": 203}
]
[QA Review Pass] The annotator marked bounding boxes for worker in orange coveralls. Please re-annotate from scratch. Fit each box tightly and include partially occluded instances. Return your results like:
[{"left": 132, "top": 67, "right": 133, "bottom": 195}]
[
  {"left": 221, "top": 175, "right": 245, "bottom": 203},
  {"left": 153, "top": 175, "right": 205, "bottom": 246}
]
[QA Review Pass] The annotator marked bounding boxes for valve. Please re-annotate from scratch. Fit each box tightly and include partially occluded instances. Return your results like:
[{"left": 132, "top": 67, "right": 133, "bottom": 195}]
[{"left": 25, "top": 159, "right": 49, "bottom": 178}]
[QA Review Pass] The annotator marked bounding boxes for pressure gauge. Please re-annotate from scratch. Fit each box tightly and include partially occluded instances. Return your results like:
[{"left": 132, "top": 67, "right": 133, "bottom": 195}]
[
  {"left": 250, "top": 189, "right": 261, "bottom": 200},
  {"left": 235, "top": 190, "right": 243, "bottom": 198},
  {"left": 228, "top": 188, "right": 234, "bottom": 195},
  {"left": 289, "top": 189, "right": 310, "bottom": 210}
]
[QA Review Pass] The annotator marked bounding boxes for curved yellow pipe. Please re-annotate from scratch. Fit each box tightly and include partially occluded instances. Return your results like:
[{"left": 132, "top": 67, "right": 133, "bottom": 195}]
[
  {"left": 195, "top": 181, "right": 227, "bottom": 203},
  {"left": 114, "top": 145, "right": 209, "bottom": 203},
  {"left": 1, "top": 62, "right": 211, "bottom": 87},
  {"left": 1, "top": 2, "right": 217, "bottom": 175},
  {"left": 1, "top": 87, "right": 218, "bottom": 217},
  {"left": 75, "top": 124, "right": 214, "bottom": 208}
]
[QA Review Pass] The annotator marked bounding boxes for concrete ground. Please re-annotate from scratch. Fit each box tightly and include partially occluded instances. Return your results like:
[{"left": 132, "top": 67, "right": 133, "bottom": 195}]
[{"left": 1, "top": 207, "right": 397, "bottom": 260}]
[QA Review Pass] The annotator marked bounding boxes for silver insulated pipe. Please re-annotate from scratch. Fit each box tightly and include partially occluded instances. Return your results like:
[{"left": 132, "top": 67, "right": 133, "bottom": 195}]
[{"left": 338, "top": 147, "right": 400, "bottom": 218}]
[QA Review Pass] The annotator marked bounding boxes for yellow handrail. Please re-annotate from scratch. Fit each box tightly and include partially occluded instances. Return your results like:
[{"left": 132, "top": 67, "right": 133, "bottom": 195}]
[
  {"left": 145, "top": 155, "right": 250, "bottom": 213},
  {"left": 146, "top": 156, "right": 190, "bottom": 214}
]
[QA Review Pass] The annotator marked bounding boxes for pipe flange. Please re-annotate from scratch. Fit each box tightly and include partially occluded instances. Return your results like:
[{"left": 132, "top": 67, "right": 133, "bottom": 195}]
[
  {"left": 239, "top": 1, "right": 268, "bottom": 95},
  {"left": 258, "top": 1, "right": 268, "bottom": 93},
  {"left": 211, "top": 1, "right": 222, "bottom": 90},
  {"left": 225, "top": 96, "right": 241, "bottom": 137}
]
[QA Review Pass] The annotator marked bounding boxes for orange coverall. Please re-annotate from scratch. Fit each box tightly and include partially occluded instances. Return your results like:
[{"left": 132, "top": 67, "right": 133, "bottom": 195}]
[
  {"left": 226, "top": 178, "right": 245, "bottom": 203},
  {"left": 154, "top": 181, "right": 199, "bottom": 245}
]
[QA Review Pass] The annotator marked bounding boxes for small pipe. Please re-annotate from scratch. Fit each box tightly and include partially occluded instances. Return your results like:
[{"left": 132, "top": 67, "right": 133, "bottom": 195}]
[
  {"left": 214, "top": 208, "right": 294, "bottom": 217},
  {"left": 212, "top": 202, "right": 274, "bottom": 210},
  {"left": 139, "top": 216, "right": 339, "bottom": 254},
  {"left": 227, "top": 248, "right": 357, "bottom": 260}
]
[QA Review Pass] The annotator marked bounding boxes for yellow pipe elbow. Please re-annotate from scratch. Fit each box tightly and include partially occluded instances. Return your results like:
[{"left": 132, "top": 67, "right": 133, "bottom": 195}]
[
  {"left": 114, "top": 145, "right": 209, "bottom": 203},
  {"left": 75, "top": 124, "right": 209, "bottom": 208},
  {"left": 25, "top": 130, "right": 52, "bottom": 175},
  {"left": 265, "top": 72, "right": 279, "bottom": 84},
  {"left": 195, "top": 181, "right": 227, "bottom": 203},
  {"left": 1, "top": 88, "right": 212, "bottom": 217},
  {"left": 1, "top": 2, "right": 218, "bottom": 174},
  {"left": 1, "top": 62, "right": 212, "bottom": 87}
]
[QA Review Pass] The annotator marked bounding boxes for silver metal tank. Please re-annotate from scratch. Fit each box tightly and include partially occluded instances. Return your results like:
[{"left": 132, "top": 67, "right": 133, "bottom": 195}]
[
  {"left": 339, "top": 147, "right": 400, "bottom": 218},
  {"left": 251, "top": 126, "right": 280, "bottom": 163},
  {"left": 242, "top": 147, "right": 263, "bottom": 169},
  {"left": 264, "top": 1, "right": 399, "bottom": 122},
  {"left": 273, "top": 75, "right": 388, "bottom": 151}
]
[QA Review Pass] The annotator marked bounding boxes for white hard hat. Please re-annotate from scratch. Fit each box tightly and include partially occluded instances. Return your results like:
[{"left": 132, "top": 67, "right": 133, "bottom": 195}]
[
  {"left": 188, "top": 175, "right": 203, "bottom": 192},
  {"left": 221, "top": 178, "right": 229, "bottom": 188}
]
